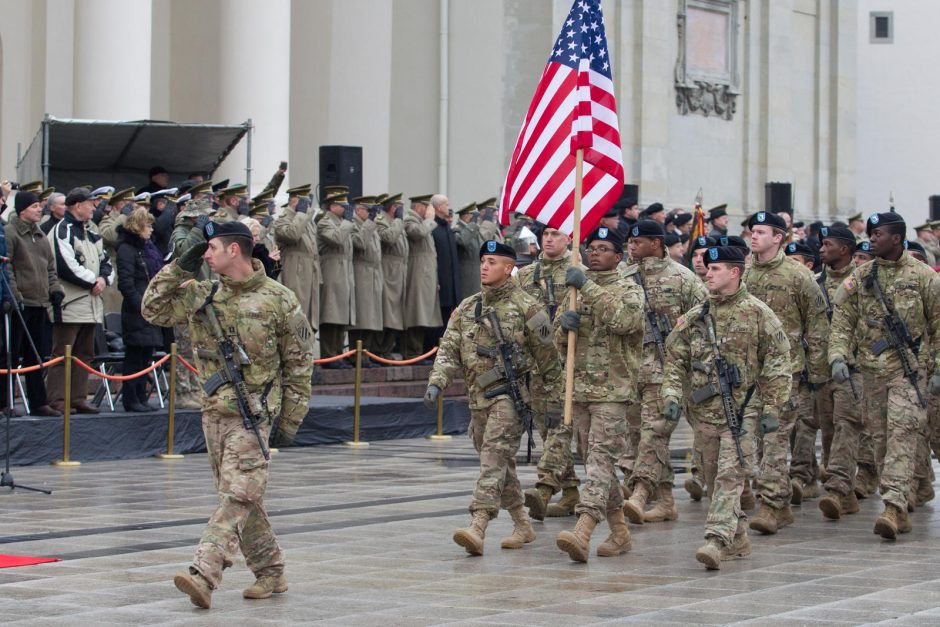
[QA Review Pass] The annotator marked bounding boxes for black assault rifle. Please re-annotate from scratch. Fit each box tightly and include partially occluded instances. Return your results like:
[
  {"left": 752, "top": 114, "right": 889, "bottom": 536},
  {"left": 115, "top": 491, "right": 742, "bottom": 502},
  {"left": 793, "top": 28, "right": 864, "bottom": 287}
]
[{"left": 634, "top": 272, "right": 670, "bottom": 365}]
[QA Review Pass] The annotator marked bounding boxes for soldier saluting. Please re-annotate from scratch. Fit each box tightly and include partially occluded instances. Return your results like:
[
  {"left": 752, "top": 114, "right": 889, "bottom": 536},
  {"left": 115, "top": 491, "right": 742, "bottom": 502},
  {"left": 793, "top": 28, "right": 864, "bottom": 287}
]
[{"left": 425, "top": 240, "right": 561, "bottom": 556}]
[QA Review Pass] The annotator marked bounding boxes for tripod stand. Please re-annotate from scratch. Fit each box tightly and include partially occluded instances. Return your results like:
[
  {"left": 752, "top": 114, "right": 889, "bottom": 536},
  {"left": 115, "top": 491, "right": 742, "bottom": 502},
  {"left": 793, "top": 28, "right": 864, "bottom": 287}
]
[{"left": 0, "top": 265, "right": 51, "bottom": 494}]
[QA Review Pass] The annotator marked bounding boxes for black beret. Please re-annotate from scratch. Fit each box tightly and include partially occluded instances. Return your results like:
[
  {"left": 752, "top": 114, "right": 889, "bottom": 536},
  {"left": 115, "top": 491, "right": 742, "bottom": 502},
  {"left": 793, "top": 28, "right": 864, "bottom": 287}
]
[
  {"left": 664, "top": 233, "right": 680, "bottom": 247},
  {"left": 689, "top": 235, "right": 716, "bottom": 253},
  {"left": 867, "top": 212, "right": 905, "bottom": 235},
  {"left": 906, "top": 240, "right": 927, "bottom": 256},
  {"left": 819, "top": 224, "right": 855, "bottom": 246},
  {"left": 628, "top": 219, "right": 665, "bottom": 239},
  {"left": 14, "top": 191, "right": 39, "bottom": 213},
  {"left": 703, "top": 246, "right": 746, "bottom": 267},
  {"left": 673, "top": 213, "right": 693, "bottom": 227},
  {"left": 203, "top": 220, "right": 252, "bottom": 241},
  {"left": 65, "top": 187, "right": 93, "bottom": 206},
  {"left": 717, "top": 235, "right": 749, "bottom": 252},
  {"left": 856, "top": 240, "right": 872, "bottom": 254},
  {"left": 680, "top": 233, "right": 690, "bottom": 244},
  {"left": 585, "top": 226, "right": 624, "bottom": 252},
  {"left": 747, "top": 211, "right": 788, "bottom": 232},
  {"left": 479, "top": 239, "right": 517, "bottom": 260},
  {"left": 641, "top": 202, "right": 664, "bottom": 217},
  {"left": 785, "top": 241, "right": 814, "bottom": 258},
  {"left": 604, "top": 204, "right": 620, "bottom": 218},
  {"left": 708, "top": 205, "right": 727, "bottom": 221},
  {"left": 792, "top": 221, "right": 805, "bottom": 229},
  {"left": 664, "top": 214, "right": 675, "bottom": 226}
]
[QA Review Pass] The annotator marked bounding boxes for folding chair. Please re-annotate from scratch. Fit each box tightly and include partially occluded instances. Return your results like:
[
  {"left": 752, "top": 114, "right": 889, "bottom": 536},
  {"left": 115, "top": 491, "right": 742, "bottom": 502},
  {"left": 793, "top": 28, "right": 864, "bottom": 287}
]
[{"left": 91, "top": 322, "right": 125, "bottom": 410}]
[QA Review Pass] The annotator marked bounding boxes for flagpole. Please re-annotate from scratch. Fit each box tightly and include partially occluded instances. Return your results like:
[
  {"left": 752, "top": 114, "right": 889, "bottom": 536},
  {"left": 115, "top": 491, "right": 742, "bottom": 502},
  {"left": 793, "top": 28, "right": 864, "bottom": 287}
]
[{"left": 563, "top": 148, "right": 584, "bottom": 427}]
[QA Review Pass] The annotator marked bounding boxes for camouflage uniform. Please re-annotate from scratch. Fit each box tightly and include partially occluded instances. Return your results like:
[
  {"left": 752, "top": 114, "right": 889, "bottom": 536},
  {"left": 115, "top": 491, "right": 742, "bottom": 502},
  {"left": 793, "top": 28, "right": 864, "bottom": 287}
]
[
  {"left": 516, "top": 251, "right": 578, "bottom": 495},
  {"left": 428, "top": 279, "right": 560, "bottom": 517},
  {"left": 555, "top": 269, "right": 644, "bottom": 523},
  {"left": 742, "top": 248, "right": 829, "bottom": 511},
  {"left": 828, "top": 253, "right": 940, "bottom": 526},
  {"left": 662, "top": 284, "right": 791, "bottom": 545},
  {"left": 141, "top": 258, "right": 314, "bottom": 589},
  {"left": 622, "top": 256, "right": 706, "bottom": 511}
]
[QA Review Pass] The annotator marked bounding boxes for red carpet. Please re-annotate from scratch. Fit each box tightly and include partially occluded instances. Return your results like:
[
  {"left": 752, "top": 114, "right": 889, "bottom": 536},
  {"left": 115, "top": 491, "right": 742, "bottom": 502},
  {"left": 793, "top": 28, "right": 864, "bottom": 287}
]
[{"left": 0, "top": 554, "right": 60, "bottom": 568}]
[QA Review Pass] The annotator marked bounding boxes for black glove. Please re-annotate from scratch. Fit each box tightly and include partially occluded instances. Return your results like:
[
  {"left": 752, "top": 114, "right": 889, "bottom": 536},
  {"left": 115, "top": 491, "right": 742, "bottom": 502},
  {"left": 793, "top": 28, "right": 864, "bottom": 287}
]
[
  {"left": 663, "top": 399, "right": 682, "bottom": 422},
  {"left": 260, "top": 216, "right": 273, "bottom": 228},
  {"left": 342, "top": 204, "right": 355, "bottom": 221},
  {"left": 559, "top": 310, "right": 580, "bottom": 332},
  {"left": 369, "top": 205, "right": 381, "bottom": 220},
  {"left": 236, "top": 198, "right": 251, "bottom": 216},
  {"left": 565, "top": 266, "right": 587, "bottom": 289},
  {"left": 194, "top": 214, "right": 210, "bottom": 232},
  {"left": 49, "top": 291, "right": 64, "bottom": 308},
  {"left": 395, "top": 206, "right": 404, "bottom": 220},
  {"left": 469, "top": 212, "right": 480, "bottom": 224},
  {"left": 121, "top": 203, "right": 134, "bottom": 216},
  {"left": 759, "top": 414, "right": 779, "bottom": 435},
  {"left": 423, "top": 384, "right": 441, "bottom": 410},
  {"left": 482, "top": 208, "right": 494, "bottom": 222},
  {"left": 178, "top": 242, "right": 208, "bottom": 273},
  {"left": 295, "top": 197, "right": 311, "bottom": 214},
  {"left": 270, "top": 421, "right": 299, "bottom": 448},
  {"left": 544, "top": 409, "right": 563, "bottom": 430}
]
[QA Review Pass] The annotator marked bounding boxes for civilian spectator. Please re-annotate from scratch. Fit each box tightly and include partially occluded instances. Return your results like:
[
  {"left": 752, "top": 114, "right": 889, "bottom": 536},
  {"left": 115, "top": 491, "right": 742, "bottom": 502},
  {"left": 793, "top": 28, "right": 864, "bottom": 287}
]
[
  {"left": 138, "top": 165, "right": 170, "bottom": 195},
  {"left": 428, "top": 194, "right": 459, "bottom": 348},
  {"left": 40, "top": 192, "right": 67, "bottom": 235}
]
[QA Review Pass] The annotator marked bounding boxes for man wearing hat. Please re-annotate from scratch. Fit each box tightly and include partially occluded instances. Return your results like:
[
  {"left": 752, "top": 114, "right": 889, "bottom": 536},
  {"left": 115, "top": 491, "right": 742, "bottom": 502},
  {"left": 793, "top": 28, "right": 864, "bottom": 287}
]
[
  {"left": 830, "top": 213, "right": 940, "bottom": 539},
  {"left": 706, "top": 205, "right": 729, "bottom": 239},
  {"left": 784, "top": 241, "right": 815, "bottom": 270},
  {"left": 640, "top": 202, "right": 666, "bottom": 225},
  {"left": 662, "top": 245, "right": 791, "bottom": 569},
  {"left": 212, "top": 184, "right": 249, "bottom": 222},
  {"left": 347, "top": 196, "right": 384, "bottom": 363},
  {"left": 425, "top": 240, "right": 561, "bottom": 556},
  {"left": 673, "top": 212, "right": 693, "bottom": 236},
  {"left": 854, "top": 239, "right": 874, "bottom": 265},
  {"left": 453, "top": 202, "right": 483, "bottom": 299},
  {"left": 688, "top": 235, "right": 716, "bottom": 283},
  {"left": 317, "top": 189, "right": 358, "bottom": 367},
  {"left": 476, "top": 198, "right": 504, "bottom": 243},
  {"left": 913, "top": 222, "right": 939, "bottom": 265},
  {"left": 403, "top": 194, "right": 442, "bottom": 360},
  {"left": 374, "top": 194, "right": 409, "bottom": 359},
  {"left": 46, "top": 187, "right": 115, "bottom": 415},
  {"left": 142, "top": 219, "right": 314, "bottom": 609},
  {"left": 621, "top": 220, "right": 707, "bottom": 525},
  {"left": 554, "top": 226, "right": 644, "bottom": 563},
  {"left": 743, "top": 210, "right": 829, "bottom": 534},
  {"left": 273, "top": 185, "right": 320, "bottom": 333},
  {"left": 815, "top": 224, "right": 870, "bottom": 519},
  {"left": 847, "top": 212, "right": 867, "bottom": 243}
]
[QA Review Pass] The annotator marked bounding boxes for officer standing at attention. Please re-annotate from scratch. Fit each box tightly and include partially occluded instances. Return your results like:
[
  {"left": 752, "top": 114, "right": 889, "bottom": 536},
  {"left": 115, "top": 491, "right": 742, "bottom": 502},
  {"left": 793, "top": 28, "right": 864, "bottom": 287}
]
[
  {"left": 142, "top": 221, "right": 314, "bottom": 609},
  {"left": 662, "top": 246, "right": 791, "bottom": 569},
  {"left": 425, "top": 240, "right": 561, "bottom": 556}
]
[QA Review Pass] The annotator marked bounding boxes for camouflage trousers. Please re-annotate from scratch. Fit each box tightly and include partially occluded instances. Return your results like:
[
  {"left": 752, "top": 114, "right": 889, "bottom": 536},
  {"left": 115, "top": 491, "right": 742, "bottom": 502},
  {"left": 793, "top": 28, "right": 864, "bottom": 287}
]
[
  {"left": 627, "top": 381, "right": 674, "bottom": 491},
  {"left": 534, "top": 415, "right": 581, "bottom": 493},
  {"left": 911, "top": 386, "right": 937, "bottom": 489},
  {"left": 687, "top": 412, "right": 711, "bottom": 494},
  {"left": 700, "top": 414, "right": 758, "bottom": 545},
  {"left": 813, "top": 381, "right": 837, "bottom": 470},
  {"left": 468, "top": 398, "right": 525, "bottom": 516},
  {"left": 192, "top": 413, "right": 282, "bottom": 589},
  {"left": 174, "top": 324, "right": 202, "bottom": 396},
  {"left": 572, "top": 402, "right": 628, "bottom": 522},
  {"left": 755, "top": 375, "right": 798, "bottom": 509},
  {"left": 864, "top": 368, "right": 928, "bottom": 509},
  {"left": 788, "top": 381, "right": 819, "bottom": 486},
  {"left": 822, "top": 374, "right": 867, "bottom": 496},
  {"left": 619, "top": 398, "right": 643, "bottom": 485}
]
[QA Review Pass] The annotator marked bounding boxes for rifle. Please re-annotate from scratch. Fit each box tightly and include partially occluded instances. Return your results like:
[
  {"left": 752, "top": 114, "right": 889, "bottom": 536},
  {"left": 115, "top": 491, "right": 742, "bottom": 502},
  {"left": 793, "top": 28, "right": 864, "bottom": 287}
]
[
  {"left": 476, "top": 309, "right": 535, "bottom": 462},
  {"left": 533, "top": 263, "right": 558, "bottom": 321},
  {"left": 866, "top": 263, "right": 927, "bottom": 408},
  {"left": 634, "top": 271, "right": 670, "bottom": 365},
  {"left": 197, "top": 287, "right": 271, "bottom": 460},
  {"left": 698, "top": 302, "right": 751, "bottom": 468}
]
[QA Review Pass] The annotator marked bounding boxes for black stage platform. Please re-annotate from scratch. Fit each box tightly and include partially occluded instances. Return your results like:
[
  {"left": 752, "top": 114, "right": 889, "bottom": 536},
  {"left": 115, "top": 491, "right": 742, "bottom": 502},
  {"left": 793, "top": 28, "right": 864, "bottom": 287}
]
[{"left": 2, "top": 397, "right": 471, "bottom": 466}]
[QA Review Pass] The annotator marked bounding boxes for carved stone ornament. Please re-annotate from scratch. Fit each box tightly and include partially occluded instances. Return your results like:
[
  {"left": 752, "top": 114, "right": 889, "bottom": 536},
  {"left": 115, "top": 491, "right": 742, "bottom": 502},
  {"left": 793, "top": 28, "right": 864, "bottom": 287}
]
[
  {"left": 675, "top": 0, "right": 740, "bottom": 121},
  {"left": 675, "top": 82, "right": 738, "bottom": 120}
]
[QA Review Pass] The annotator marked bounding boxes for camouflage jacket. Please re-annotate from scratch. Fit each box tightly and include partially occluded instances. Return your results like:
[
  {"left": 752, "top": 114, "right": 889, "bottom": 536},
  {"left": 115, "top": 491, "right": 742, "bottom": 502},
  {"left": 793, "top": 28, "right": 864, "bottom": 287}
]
[
  {"left": 554, "top": 269, "right": 644, "bottom": 403},
  {"left": 141, "top": 259, "right": 314, "bottom": 431},
  {"left": 662, "top": 284, "right": 792, "bottom": 425},
  {"left": 428, "top": 278, "right": 560, "bottom": 411},
  {"left": 169, "top": 198, "right": 213, "bottom": 281},
  {"left": 817, "top": 261, "right": 857, "bottom": 364},
  {"left": 743, "top": 248, "right": 829, "bottom": 382},
  {"left": 622, "top": 255, "right": 708, "bottom": 384},
  {"left": 830, "top": 253, "right": 940, "bottom": 375}
]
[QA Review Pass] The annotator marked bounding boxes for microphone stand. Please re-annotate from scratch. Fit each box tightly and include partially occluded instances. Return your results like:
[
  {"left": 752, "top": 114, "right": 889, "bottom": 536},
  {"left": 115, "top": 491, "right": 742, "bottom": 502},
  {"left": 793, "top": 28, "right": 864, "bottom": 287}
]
[{"left": 0, "top": 262, "right": 51, "bottom": 494}]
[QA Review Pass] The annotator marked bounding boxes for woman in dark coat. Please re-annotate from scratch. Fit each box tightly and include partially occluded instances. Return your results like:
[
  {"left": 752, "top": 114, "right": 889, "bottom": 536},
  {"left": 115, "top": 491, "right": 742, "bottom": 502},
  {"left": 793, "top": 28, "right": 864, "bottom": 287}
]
[{"left": 116, "top": 208, "right": 166, "bottom": 412}]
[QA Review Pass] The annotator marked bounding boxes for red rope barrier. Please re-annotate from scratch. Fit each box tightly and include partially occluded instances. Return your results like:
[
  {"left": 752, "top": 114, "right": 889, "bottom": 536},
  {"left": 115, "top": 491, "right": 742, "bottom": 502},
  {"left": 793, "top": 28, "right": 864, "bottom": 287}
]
[
  {"left": 178, "top": 355, "right": 200, "bottom": 375},
  {"left": 0, "top": 356, "right": 65, "bottom": 375},
  {"left": 313, "top": 349, "right": 357, "bottom": 364},
  {"left": 71, "top": 354, "right": 171, "bottom": 381},
  {"left": 363, "top": 347, "right": 438, "bottom": 366}
]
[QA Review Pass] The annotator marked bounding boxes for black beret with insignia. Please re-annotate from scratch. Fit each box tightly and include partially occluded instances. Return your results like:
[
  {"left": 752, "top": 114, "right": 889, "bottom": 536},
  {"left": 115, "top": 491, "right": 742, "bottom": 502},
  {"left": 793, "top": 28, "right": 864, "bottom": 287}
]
[
  {"left": 718, "top": 234, "right": 749, "bottom": 252},
  {"left": 866, "top": 212, "right": 905, "bottom": 235},
  {"left": 203, "top": 220, "right": 253, "bottom": 241},
  {"left": 785, "top": 241, "right": 814, "bottom": 258},
  {"left": 747, "top": 210, "right": 788, "bottom": 232},
  {"left": 689, "top": 235, "right": 716, "bottom": 253},
  {"left": 819, "top": 224, "right": 855, "bottom": 246},
  {"left": 856, "top": 240, "right": 872, "bottom": 254},
  {"left": 664, "top": 233, "right": 680, "bottom": 247},
  {"left": 479, "top": 239, "right": 517, "bottom": 260},
  {"left": 628, "top": 219, "right": 665, "bottom": 239},
  {"left": 906, "top": 240, "right": 927, "bottom": 256},
  {"left": 703, "top": 246, "right": 746, "bottom": 267},
  {"left": 641, "top": 202, "right": 664, "bottom": 217},
  {"left": 673, "top": 213, "right": 693, "bottom": 227},
  {"left": 585, "top": 226, "right": 624, "bottom": 252}
]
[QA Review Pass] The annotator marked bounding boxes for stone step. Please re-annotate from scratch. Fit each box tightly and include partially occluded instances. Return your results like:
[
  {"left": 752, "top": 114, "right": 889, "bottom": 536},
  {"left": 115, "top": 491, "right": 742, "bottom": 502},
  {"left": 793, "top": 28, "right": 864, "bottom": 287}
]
[
  {"left": 316, "top": 379, "right": 466, "bottom": 399},
  {"left": 316, "top": 363, "right": 434, "bottom": 385}
]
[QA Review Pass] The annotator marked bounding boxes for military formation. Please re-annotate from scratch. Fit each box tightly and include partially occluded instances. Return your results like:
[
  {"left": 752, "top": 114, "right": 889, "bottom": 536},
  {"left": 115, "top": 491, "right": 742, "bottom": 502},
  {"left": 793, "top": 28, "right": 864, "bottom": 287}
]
[{"left": 426, "top": 188, "right": 940, "bottom": 572}]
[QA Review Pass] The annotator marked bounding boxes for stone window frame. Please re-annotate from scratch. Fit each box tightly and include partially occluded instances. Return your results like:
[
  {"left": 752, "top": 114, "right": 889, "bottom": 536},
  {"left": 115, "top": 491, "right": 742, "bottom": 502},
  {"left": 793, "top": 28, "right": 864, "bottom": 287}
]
[
  {"left": 869, "top": 11, "right": 894, "bottom": 44},
  {"left": 674, "top": 0, "right": 741, "bottom": 121}
]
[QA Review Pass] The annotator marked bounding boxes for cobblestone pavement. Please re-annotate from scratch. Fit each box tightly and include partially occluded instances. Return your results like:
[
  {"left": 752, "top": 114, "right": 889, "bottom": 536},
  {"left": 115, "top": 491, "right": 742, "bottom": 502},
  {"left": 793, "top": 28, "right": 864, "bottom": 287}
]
[{"left": 1, "top": 422, "right": 940, "bottom": 625}]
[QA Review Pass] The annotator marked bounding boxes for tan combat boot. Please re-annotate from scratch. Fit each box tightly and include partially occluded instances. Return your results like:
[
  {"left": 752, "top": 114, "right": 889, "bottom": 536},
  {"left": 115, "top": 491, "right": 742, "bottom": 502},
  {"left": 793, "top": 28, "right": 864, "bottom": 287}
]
[
  {"left": 556, "top": 513, "right": 597, "bottom": 562},
  {"left": 453, "top": 511, "right": 489, "bottom": 555},
  {"left": 898, "top": 506, "right": 913, "bottom": 534},
  {"left": 803, "top": 479, "right": 820, "bottom": 500},
  {"left": 694, "top": 537, "right": 724, "bottom": 570},
  {"left": 643, "top": 483, "right": 678, "bottom": 523},
  {"left": 174, "top": 570, "right": 212, "bottom": 609},
  {"left": 596, "top": 509, "right": 632, "bottom": 557},
  {"left": 842, "top": 490, "right": 860, "bottom": 515},
  {"left": 684, "top": 477, "right": 705, "bottom": 501},
  {"left": 727, "top": 530, "right": 752, "bottom": 559},
  {"left": 854, "top": 467, "right": 878, "bottom": 499},
  {"left": 620, "top": 480, "right": 633, "bottom": 500},
  {"left": 790, "top": 478, "right": 804, "bottom": 505},
  {"left": 243, "top": 574, "right": 288, "bottom": 599},
  {"left": 500, "top": 506, "right": 536, "bottom": 549},
  {"left": 523, "top": 485, "right": 554, "bottom": 521},
  {"left": 819, "top": 491, "right": 844, "bottom": 520},
  {"left": 740, "top": 482, "right": 756, "bottom": 510},
  {"left": 776, "top": 503, "right": 794, "bottom": 528},
  {"left": 623, "top": 481, "right": 651, "bottom": 525},
  {"left": 546, "top": 486, "right": 580, "bottom": 517},
  {"left": 749, "top": 503, "right": 779, "bottom": 535},
  {"left": 874, "top": 502, "right": 904, "bottom": 539},
  {"left": 915, "top": 477, "right": 935, "bottom": 507}
]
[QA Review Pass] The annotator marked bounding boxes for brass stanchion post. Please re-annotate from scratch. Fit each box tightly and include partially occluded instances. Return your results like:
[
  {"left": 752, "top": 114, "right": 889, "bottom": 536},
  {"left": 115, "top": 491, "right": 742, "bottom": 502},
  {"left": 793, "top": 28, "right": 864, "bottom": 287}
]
[
  {"left": 344, "top": 340, "right": 369, "bottom": 448},
  {"left": 427, "top": 389, "right": 452, "bottom": 441},
  {"left": 52, "top": 345, "right": 80, "bottom": 466},
  {"left": 156, "top": 343, "right": 183, "bottom": 460}
]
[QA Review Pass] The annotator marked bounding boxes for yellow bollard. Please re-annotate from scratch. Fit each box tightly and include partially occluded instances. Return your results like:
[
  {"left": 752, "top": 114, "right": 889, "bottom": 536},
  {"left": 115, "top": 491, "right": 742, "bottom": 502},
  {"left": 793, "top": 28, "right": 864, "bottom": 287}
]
[
  {"left": 156, "top": 343, "right": 184, "bottom": 460},
  {"left": 344, "top": 340, "right": 369, "bottom": 448},
  {"left": 427, "top": 390, "right": 452, "bottom": 440},
  {"left": 52, "top": 345, "right": 80, "bottom": 467}
]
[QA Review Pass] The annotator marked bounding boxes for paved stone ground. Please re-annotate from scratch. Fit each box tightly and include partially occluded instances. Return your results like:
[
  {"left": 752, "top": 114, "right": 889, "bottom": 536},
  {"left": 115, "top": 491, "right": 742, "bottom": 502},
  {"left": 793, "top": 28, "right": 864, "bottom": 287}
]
[{"left": 1, "top": 423, "right": 940, "bottom": 625}]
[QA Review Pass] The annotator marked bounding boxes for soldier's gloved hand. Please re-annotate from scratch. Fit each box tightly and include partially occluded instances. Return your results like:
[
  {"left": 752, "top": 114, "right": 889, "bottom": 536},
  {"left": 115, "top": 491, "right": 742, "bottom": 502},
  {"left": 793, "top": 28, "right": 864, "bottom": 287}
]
[
  {"left": 423, "top": 384, "right": 441, "bottom": 410},
  {"left": 559, "top": 310, "right": 580, "bottom": 332},
  {"left": 759, "top": 414, "right": 779, "bottom": 435},
  {"left": 178, "top": 242, "right": 208, "bottom": 273},
  {"left": 565, "top": 266, "right": 588, "bottom": 289},
  {"left": 237, "top": 198, "right": 251, "bottom": 216},
  {"left": 930, "top": 374, "right": 940, "bottom": 397},
  {"left": 270, "top": 421, "right": 299, "bottom": 449},
  {"left": 544, "top": 407, "right": 563, "bottom": 430},
  {"left": 194, "top": 214, "right": 210, "bottom": 232},
  {"left": 260, "top": 216, "right": 273, "bottom": 228},
  {"left": 663, "top": 399, "right": 682, "bottom": 422},
  {"left": 121, "top": 203, "right": 134, "bottom": 216},
  {"left": 831, "top": 359, "right": 850, "bottom": 384},
  {"left": 295, "top": 197, "right": 311, "bottom": 214}
]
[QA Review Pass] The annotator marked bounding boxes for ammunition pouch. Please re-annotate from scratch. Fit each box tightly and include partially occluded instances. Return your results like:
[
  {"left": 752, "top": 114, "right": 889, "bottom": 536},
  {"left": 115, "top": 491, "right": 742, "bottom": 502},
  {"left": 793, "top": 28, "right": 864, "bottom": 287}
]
[
  {"left": 691, "top": 384, "right": 718, "bottom": 404},
  {"left": 871, "top": 338, "right": 889, "bottom": 357},
  {"left": 203, "top": 370, "right": 231, "bottom": 396},
  {"left": 476, "top": 367, "right": 504, "bottom": 390}
]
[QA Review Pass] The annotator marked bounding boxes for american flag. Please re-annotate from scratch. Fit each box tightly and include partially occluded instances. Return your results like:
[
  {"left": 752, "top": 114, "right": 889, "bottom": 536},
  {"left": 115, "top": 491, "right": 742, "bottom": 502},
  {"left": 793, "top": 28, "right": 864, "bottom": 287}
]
[{"left": 499, "top": 0, "right": 623, "bottom": 241}]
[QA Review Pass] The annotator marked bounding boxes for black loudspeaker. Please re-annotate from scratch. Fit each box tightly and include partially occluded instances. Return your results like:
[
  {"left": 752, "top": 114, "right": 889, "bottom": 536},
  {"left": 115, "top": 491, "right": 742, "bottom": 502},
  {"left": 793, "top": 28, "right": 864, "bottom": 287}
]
[
  {"left": 318, "top": 146, "right": 363, "bottom": 200},
  {"left": 765, "top": 182, "right": 792, "bottom": 214},
  {"left": 930, "top": 196, "right": 940, "bottom": 221}
]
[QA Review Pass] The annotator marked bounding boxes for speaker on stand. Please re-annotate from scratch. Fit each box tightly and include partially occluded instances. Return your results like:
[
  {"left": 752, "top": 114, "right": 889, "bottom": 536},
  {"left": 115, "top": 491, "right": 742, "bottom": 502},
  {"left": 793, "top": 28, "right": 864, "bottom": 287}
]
[{"left": 318, "top": 146, "right": 363, "bottom": 201}]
